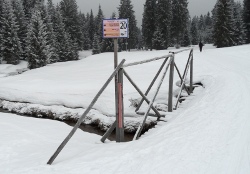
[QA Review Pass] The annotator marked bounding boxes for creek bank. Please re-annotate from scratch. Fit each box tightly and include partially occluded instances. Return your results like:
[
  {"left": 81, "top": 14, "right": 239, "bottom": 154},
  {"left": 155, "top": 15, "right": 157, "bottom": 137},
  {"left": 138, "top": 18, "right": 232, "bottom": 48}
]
[{"left": 0, "top": 100, "right": 157, "bottom": 135}]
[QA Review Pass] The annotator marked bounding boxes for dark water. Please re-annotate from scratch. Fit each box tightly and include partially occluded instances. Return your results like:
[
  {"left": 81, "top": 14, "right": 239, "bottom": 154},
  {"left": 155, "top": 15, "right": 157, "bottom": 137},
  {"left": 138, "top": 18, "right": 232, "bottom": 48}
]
[
  {"left": 65, "top": 121, "right": 135, "bottom": 142},
  {"left": 0, "top": 107, "right": 134, "bottom": 142},
  {"left": 0, "top": 108, "right": 9, "bottom": 113}
]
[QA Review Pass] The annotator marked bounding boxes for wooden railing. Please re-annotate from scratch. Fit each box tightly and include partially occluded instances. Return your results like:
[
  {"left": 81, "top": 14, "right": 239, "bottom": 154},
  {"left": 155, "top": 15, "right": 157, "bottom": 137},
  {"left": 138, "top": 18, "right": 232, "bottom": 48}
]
[{"left": 47, "top": 48, "right": 194, "bottom": 165}]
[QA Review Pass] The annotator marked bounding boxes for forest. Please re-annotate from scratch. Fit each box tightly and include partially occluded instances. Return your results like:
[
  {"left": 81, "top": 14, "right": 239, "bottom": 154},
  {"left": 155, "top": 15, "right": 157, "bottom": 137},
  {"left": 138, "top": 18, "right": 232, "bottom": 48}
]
[{"left": 0, "top": 0, "right": 249, "bottom": 69}]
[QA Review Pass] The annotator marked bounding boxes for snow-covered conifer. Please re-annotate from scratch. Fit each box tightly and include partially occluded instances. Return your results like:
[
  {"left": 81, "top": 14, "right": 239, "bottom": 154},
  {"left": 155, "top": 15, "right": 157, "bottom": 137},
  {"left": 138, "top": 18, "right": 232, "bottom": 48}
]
[
  {"left": 154, "top": 0, "right": 172, "bottom": 49},
  {"left": 1, "top": 0, "right": 22, "bottom": 65},
  {"left": 118, "top": 0, "right": 137, "bottom": 51},
  {"left": 83, "top": 12, "right": 91, "bottom": 50},
  {"left": 243, "top": 0, "right": 250, "bottom": 43},
  {"left": 190, "top": 16, "right": 198, "bottom": 45},
  {"left": 152, "top": 26, "right": 165, "bottom": 50},
  {"left": 183, "top": 27, "right": 191, "bottom": 47},
  {"left": 232, "top": 2, "right": 245, "bottom": 45},
  {"left": 88, "top": 9, "right": 95, "bottom": 48},
  {"left": 11, "top": 0, "right": 27, "bottom": 59},
  {"left": 95, "top": 5, "right": 104, "bottom": 52},
  {"left": 60, "top": 0, "right": 83, "bottom": 50},
  {"left": 21, "top": 0, "right": 44, "bottom": 19},
  {"left": 26, "top": 8, "right": 50, "bottom": 69},
  {"left": 213, "top": 0, "right": 235, "bottom": 48},
  {"left": 142, "top": 0, "right": 156, "bottom": 50},
  {"left": 171, "top": 0, "right": 190, "bottom": 47},
  {"left": 136, "top": 27, "right": 143, "bottom": 49},
  {"left": 92, "top": 33, "right": 101, "bottom": 55},
  {"left": 46, "top": 13, "right": 59, "bottom": 63},
  {"left": 0, "top": 0, "right": 4, "bottom": 63},
  {"left": 204, "top": 12, "right": 213, "bottom": 43},
  {"left": 54, "top": 9, "right": 78, "bottom": 61}
]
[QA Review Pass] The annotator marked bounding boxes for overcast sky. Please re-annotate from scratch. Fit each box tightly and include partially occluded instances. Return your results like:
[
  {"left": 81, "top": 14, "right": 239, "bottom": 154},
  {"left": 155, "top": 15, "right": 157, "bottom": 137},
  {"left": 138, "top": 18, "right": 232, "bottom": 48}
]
[{"left": 51, "top": 0, "right": 244, "bottom": 27}]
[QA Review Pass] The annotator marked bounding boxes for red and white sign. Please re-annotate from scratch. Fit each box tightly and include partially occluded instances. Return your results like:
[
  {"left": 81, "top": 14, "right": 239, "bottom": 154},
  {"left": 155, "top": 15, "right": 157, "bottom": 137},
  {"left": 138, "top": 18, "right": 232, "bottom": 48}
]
[{"left": 103, "top": 19, "right": 129, "bottom": 38}]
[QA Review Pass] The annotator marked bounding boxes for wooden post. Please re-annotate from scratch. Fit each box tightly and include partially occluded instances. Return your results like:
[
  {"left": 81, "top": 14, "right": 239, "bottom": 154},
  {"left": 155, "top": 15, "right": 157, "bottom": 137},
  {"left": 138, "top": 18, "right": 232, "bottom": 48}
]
[
  {"left": 47, "top": 59, "right": 126, "bottom": 165},
  {"left": 190, "top": 52, "right": 193, "bottom": 93},
  {"left": 116, "top": 68, "right": 124, "bottom": 142},
  {"left": 114, "top": 39, "right": 118, "bottom": 68},
  {"left": 135, "top": 57, "right": 169, "bottom": 112},
  {"left": 168, "top": 55, "right": 175, "bottom": 112},
  {"left": 113, "top": 38, "right": 120, "bottom": 142},
  {"left": 101, "top": 121, "right": 116, "bottom": 143}
]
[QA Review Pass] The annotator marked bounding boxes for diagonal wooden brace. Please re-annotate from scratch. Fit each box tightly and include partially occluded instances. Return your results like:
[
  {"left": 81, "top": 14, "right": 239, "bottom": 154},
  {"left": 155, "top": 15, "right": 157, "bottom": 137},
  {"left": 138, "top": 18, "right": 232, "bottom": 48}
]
[{"left": 123, "top": 70, "right": 162, "bottom": 120}]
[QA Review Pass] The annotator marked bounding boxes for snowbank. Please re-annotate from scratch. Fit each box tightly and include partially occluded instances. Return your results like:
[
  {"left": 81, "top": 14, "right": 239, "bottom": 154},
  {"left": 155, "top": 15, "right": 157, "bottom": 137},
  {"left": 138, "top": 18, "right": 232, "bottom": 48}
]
[{"left": 1, "top": 44, "right": 250, "bottom": 173}]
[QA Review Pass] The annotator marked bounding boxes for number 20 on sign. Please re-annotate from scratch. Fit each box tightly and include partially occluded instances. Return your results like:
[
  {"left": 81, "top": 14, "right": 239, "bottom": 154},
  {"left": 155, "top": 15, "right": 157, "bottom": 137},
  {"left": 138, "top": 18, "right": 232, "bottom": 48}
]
[{"left": 103, "top": 19, "right": 129, "bottom": 38}]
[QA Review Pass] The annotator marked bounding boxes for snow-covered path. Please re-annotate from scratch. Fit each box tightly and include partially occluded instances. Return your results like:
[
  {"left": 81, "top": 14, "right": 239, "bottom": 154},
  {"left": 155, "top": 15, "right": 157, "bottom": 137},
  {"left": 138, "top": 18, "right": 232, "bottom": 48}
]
[{"left": 1, "top": 45, "right": 250, "bottom": 174}]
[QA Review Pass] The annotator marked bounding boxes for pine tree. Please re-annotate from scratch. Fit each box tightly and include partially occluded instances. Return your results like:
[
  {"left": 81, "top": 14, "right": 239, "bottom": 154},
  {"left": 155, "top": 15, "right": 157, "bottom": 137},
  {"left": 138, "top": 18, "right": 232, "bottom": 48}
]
[
  {"left": 213, "top": 0, "right": 235, "bottom": 48},
  {"left": 79, "top": 12, "right": 89, "bottom": 50},
  {"left": 54, "top": 8, "right": 78, "bottom": 62},
  {"left": 198, "top": 15, "right": 205, "bottom": 31},
  {"left": 136, "top": 27, "right": 143, "bottom": 49},
  {"left": 243, "top": 0, "right": 250, "bottom": 43},
  {"left": 152, "top": 26, "right": 165, "bottom": 50},
  {"left": 46, "top": 13, "right": 59, "bottom": 63},
  {"left": 0, "top": 0, "right": 4, "bottom": 63},
  {"left": 171, "top": 0, "right": 190, "bottom": 47},
  {"left": 198, "top": 14, "right": 205, "bottom": 41},
  {"left": 47, "top": 0, "right": 55, "bottom": 20},
  {"left": 88, "top": 9, "right": 95, "bottom": 48},
  {"left": 95, "top": 5, "right": 104, "bottom": 52},
  {"left": 82, "top": 13, "right": 90, "bottom": 50},
  {"left": 21, "top": 0, "right": 44, "bottom": 19},
  {"left": 92, "top": 33, "right": 101, "bottom": 55},
  {"left": 47, "top": 0, "right": 57, "bottom": 28},
  {"left": 154, "top": 0, "right": 172, "bottom": 49},
  {"left": 60, "top": 0, "right": 83, "bottom": 50},
  {"left": 118, "top": 0, "right": 137, "bottom": 51},
  {"left": 204, "top": 12, "right": 213, "bottom": 43},
  {"left": 26, "top": 8, "right": 50, "bottom": 69},
  {"left": 142, "top": 0, "right": 156, "bottom": 50},
  {"left": 1, "top": 0, "right": 22, "bottom": 65},
  {"left": 11, "top": 0, "right": 27, "bottom": 60},
  {"left": 232, "top": 2, "right": 245, "bottom": 45},
  {"left": 190, "top": 16, "right": 198, "bottom": 45}
]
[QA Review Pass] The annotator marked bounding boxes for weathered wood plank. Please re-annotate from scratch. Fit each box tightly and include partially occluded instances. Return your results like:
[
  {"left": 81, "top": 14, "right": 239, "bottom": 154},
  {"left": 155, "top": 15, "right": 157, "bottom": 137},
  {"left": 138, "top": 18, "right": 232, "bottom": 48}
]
[
  {"left": 100, "top": 121, "right": 116, "bottom": 143},
  {"left": 168, "top": 56, "right": 175, "bottom": 112},
  {"left": 123, "top": 55, "right": 172, "bottom": 68},
  {"left": 116, "top": 68, "right": 124, "bottom": 142}
]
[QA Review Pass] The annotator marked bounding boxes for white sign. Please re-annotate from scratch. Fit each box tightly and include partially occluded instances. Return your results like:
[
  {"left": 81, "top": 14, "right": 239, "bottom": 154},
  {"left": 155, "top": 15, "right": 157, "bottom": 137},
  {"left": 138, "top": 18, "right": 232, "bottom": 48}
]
[{"left": 103, "top": 19, "right": 129, "bottom": 38}]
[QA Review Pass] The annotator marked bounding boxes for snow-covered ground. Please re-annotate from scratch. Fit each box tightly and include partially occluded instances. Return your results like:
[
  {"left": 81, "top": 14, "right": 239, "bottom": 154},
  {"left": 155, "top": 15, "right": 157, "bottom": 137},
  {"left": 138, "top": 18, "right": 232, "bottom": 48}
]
[
  {"left": 1, "top": 44, "right": 250, "bottom": 173},
  {"left": 0, "top": 61, "right": 28, "bottom": 78}
]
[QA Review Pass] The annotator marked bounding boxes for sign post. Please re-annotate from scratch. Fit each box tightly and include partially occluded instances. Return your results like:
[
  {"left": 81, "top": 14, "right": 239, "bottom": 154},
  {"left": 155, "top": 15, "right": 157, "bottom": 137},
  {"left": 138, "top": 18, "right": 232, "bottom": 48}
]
[{"left": 103, "top": 19, "right": 129, "bottom": 142}]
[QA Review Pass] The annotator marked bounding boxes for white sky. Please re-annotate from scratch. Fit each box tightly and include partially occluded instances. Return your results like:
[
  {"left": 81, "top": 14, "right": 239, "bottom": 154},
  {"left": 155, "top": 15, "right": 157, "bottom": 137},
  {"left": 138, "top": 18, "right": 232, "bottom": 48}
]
[{"left": 50, "top": 0, "right": 244, "bottom": 27}]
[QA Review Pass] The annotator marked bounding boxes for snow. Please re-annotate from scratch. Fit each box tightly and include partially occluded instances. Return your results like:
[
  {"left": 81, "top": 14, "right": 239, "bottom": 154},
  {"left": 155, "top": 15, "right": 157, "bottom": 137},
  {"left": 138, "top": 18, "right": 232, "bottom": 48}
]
[
  {"left": 0, "top": 47, "right": 198, "bottom": 117},
  {"left": 0, "top": 61, "right": 28, "bottom": 78},
  {"left": 1, "top": 44, "right": 250, "bottom": 173}
]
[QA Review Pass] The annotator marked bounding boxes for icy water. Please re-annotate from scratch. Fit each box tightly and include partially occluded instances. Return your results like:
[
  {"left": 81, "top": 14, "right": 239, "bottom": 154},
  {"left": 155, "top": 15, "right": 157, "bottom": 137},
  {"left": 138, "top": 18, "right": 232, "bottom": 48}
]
[
  {"left": 65, "top": 121, "right": 135, "bottom": 142},
  {"left": 0, "top": 107, "right": 134, "bottom": 142}
]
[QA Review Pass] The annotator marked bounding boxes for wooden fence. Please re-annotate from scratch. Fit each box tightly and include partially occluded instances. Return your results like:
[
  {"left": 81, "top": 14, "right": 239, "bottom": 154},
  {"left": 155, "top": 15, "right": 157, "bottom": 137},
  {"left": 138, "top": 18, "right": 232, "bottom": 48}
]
[{"left": 47, "top": 48, "right": 194, "bottom": 165}]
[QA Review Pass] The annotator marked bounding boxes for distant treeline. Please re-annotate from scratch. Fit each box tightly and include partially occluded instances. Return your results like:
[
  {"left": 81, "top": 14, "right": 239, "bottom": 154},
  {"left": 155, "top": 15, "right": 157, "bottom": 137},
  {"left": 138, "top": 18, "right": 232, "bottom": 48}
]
[{"left": 0, "top": 0, "right": 249, "bottom": 68}]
